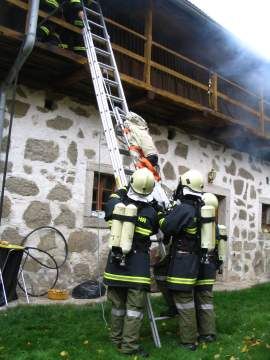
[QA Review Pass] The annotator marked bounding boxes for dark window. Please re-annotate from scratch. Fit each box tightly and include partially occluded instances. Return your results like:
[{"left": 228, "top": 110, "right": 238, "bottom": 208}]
[
  {"left": 262, "top": 204, "right": 270, "bottom": 232},
  {"left": 92, "top": 172, "right": 115, "bottom": 211}
]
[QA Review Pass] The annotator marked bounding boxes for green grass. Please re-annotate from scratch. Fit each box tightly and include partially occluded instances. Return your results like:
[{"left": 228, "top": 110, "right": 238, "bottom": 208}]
[{"left": 0, "top": 283, "right": 270, "bottom": 360}]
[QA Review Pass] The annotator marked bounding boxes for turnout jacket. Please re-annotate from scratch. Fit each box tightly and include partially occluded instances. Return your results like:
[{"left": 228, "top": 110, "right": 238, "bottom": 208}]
[
  {"left": 103, "top": 189, "right": 159, "bottom": 290},
  {"left": 159, "top": 197, "right": 201, "bottom": 291}
]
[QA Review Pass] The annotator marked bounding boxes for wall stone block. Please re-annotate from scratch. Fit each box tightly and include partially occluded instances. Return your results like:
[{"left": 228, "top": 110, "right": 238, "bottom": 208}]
[
  {"left": 178, "top": 165, "right": 189, "bottom": 175},
  {"left": 1, "top": 227, "right": 23, "bottom": 244},
  {"left": 238, "top": 168, "right": 254, "bottom": 181},
  {"left": 25, "top": 138, "right": 59, "bottom": 163},
  {"left": 250, "top": 185, "right": 256, "bottom": 199},
  {"left": 7, "top": 100, "right": 30, "bottom": 118},
  {"left": 225, "top": 160, "right": 236, "bottom": 175},
  {"left": 163, "top": 161, "right": 176, "bottom": 180},
  {"left": 233, "top": 226, "right": 240, "bottom": 238},
  {"left": 0, "top": 160, "right": 13, "bottom": 173},
  {"left": 23, "top": 201, "right": 51, "bottom": 228},
  {"left": 84, "top": 149, "right": 96, "bottom": 159},
  {"left": 47, "top": 183, "right": 72, "bottom": 202},
  {"left": 46, "top": 116, "right": 73, "bottom": 130},
  {"left": 68, "top": 230, "right": 98, "bottom": 252},
  {"left": 2, "top": 196, "right": 11, "bottom": 218},
  {"left": 239, "top": 209, "right": 247, "bottom": 220},
  {"left": 67, "top": 141, "right": 78, "bottom": 165},
  {"left": 69, "top": 106, "right": 90, "bottom": 118},
  {"left": 6, "top": 177, "right": 39, "bottom": 196},
  {"left": 148, "top": 124, "right": 161, "bottom": 135},
  {"left": 54, "top": 205, "right": 76, "bottom": 228},
  {"left": 233, "top": 179, "right": 244, "bottom": 195},
  {"left": 155, "top": 140, "right": 169, "bottom": 154},
  {"left": 232, "top": 241, "right": 242, "bottom": 251},
  {"left": 175, "top": 142, "right": 188, "bottom": 159},
  {"left": 244, "top": 242, "right": 256, "bottom": 251},
  {"left": 252, "top": 250, "right": 264, "bottom": 275}
]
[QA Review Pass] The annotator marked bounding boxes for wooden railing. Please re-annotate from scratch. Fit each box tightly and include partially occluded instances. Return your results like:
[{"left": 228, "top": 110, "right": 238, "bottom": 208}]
[{"left": 4, "top": 0, "right": 270, "bottom": 138}]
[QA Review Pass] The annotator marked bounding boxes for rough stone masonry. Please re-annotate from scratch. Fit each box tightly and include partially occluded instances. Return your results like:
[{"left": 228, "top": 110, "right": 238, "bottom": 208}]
[{"left": 1, "top": 85, "right": 270, "bottom": 293}]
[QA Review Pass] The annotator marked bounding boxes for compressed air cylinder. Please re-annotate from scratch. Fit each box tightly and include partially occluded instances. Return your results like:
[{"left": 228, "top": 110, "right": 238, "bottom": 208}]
[
  {"left": 120, "top": 204, "right": 137, "bottom": 254},
  {"left": 201, "top": 205, "right": 215, "bottom": 250},
  {"left": 218, "top": 224, "right": 227, "bottom": 261},
  {"left": 108, "top": 203, "right": 126, "bottom": 249}
]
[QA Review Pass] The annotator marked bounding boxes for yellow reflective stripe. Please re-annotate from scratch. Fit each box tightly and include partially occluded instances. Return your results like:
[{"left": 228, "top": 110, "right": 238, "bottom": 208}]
[
  {"left": 109, "top": 194, "right": 120, "bottom": 198},
  {"left": 108, "top": 220, "right": 112, "bottom": 226},
  {"left": 185, "top": 227, "right": 197, "bottom": 234},
  {"left": 70, "top": 0, "right": 81, "bottom": 3},
  {"left": 45, "top": 0, "right": 59, "bottom": 8},
  {"left": 58, "top": 44, "right": 68, "bottom": 49},
  {"left": 159, "top": 218, "right": 165, "bottom": 226},
  {"left": 73, "top": 46, "right": 86, "bottom": 51},
  {"left": 104, "top": 272, "right": 151, "bottom": 284},
  {"left": 74, "top": 20, "right": 83, "bottom": 27},
  {"left": 134, "top": 226, "right": 152, "bottom": 236},
  {"left": 167, "top": 276, "right": 197, "bottom": 285},
  {"left": 196, "top": 279, "right": 215, "bottom": 285},
  {"left": 40, "top": 26, "right": 50, "bottom": 35}
]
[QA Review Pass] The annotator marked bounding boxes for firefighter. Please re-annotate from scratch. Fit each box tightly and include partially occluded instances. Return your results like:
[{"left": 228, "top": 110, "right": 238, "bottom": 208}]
[
  {"left": 158, "top": 169, "right": 205, "bottom": 351},
  {"left": 124, "top": 112, "right": 160, "bottom": 181},
  {"left": 37, "top": 0, "right": 68, "bottom": 49},
  {"left": 195, "top": 192, "right": 219, "bottom": 343},
  {"left": 103, "top": 168, "right": 159, "bottom": 357},
  {"left": 62, "top": 0, "right": 86, "bottom": 55}
]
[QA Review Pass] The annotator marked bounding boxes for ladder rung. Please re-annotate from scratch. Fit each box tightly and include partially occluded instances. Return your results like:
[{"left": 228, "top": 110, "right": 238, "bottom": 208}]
[
  {"left": 92, "top": 33, "right": 107, "bottom": 44},
  {"left": 124, "top": 169, "right": 134, "bottom": 176},
  {"left": 86, "top": 8, "right": 101, "bottom": 17},
  {"left": 119, "top": 148, "right": 131, "bottom": 156},
  {"left": 98, "top": 62, "right": 115, "bottom": 72},
  {"left": 95, "top": 47, "right": 110, "bottom": 57},
  {"left": 104, "top": 78, "right": 118, "bottom": 87},
  {"left": 89, "top": 20, "right": 104, "bottom": 29},
  {"left": 107, "top": 94, "right": 124, "bottom": 103}
]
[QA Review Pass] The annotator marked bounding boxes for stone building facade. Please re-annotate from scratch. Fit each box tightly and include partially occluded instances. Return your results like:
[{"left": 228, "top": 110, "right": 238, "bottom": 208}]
[{"left": 1, "top": 86, "right": 270, "bottom": 292}]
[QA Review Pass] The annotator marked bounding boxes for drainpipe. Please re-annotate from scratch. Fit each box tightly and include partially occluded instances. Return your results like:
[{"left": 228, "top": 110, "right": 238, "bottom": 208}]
[
  {"left": 0, "top": 0, "right": 40, "bottom": 225},
  {"left": 0, "top": 0, "right": 40, "bottom": 146}
]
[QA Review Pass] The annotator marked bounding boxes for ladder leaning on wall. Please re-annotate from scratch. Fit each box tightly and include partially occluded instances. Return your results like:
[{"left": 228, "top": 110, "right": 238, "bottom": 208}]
[{"left": 81, "top": 0, "right": 170, "bottom": 348}]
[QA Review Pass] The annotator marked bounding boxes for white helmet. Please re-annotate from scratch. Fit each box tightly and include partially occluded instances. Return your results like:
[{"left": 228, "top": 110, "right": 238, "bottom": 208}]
[
  {"left": 180, "top": 169, "right": 204, "bottom": 193},
  {"left": 130, "top": 168, "right": 155, "bottom": 196},
  {"left": 202, "top": 192, "right": 218, "bottom": 209}
]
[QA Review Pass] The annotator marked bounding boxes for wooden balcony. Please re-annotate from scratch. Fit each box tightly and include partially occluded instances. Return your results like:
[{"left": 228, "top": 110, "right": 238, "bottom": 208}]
[{"left": 1, "top": 0, "right": 270, "bottom": 159}]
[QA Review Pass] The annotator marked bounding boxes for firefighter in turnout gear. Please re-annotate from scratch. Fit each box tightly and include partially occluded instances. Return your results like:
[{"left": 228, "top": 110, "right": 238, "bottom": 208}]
[
  {"left": 159, "top": 169, "right": 205, "bottom": 351},
  {"left": 103, "top": 168, "right": 159, "bottom": 357},
  {"left": 195, "top": 192, "right": 219, "bottom": 343}
]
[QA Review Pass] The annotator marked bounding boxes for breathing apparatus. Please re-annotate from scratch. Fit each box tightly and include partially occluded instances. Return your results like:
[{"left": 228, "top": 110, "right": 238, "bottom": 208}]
[{"left": 108, "top": 168, "right": 155, "bottom": 266}]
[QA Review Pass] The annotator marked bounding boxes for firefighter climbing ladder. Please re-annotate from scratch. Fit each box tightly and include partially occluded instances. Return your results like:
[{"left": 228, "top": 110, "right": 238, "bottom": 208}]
[{"left": 81, "top": 0, "right": 169, "bottom": 348}]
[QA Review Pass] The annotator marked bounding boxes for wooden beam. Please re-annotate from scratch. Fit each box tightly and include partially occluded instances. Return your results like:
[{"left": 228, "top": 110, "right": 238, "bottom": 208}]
[
  {"left": 51, "top": 65, "right": 89, "bottom": 88},
  {"left": 7, "top": 0, "right": 81, "bottom": 33},
  {"left": 143, "top": 0, "right": 153, "bottom": 84},
  {"left": 112, "top": 44, "right": 145, "bottom": 63},
  {"left": 211, "top": 73, "right": 218, "bottom": 112}
]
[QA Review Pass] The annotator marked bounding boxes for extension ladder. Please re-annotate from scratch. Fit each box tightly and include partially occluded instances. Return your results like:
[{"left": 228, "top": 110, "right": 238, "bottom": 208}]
[{"left": 81, "top": 0, "right": 169, "bottom": 348}]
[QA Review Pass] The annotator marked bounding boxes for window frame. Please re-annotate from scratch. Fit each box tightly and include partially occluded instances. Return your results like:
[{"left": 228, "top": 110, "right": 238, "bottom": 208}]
[
  {"left": 259, "top": 197, "right": 270, "bottom": 235},
  {"left": 84, "top": 162, "right": 115, "bottom": 228}
]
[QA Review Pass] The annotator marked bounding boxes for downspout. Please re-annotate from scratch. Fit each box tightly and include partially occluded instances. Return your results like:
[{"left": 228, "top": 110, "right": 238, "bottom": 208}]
[
  {"left": 0, "top": 0, "right": 40, "bottom": 146},
  {"left": 0, "top": 0, "right": 40, "bottom": 225}
]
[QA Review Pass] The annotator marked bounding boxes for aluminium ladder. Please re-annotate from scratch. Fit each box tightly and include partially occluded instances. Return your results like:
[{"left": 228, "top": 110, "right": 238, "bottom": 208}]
[{"left": 81, "top": 0, "right": 169, "bottom": 348}]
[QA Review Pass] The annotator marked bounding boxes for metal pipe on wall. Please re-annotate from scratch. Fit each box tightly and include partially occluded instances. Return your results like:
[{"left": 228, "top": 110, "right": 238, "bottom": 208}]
[{"left": 0, "top": 0, "right": 40, "bottom": 148}]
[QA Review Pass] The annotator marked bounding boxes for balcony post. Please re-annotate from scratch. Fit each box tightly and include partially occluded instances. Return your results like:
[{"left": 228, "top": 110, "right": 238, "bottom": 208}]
[
  {"left": 143, "top": 0, "right": 153, "bottom": 85},
  {"left": 212, "top": 72, "right": 218, "bottom": 111}
]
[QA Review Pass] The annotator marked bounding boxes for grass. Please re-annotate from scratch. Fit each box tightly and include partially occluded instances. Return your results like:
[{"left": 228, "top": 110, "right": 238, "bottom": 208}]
[{"left": 0, "top": 283, "right": 270, "bottom": 360}]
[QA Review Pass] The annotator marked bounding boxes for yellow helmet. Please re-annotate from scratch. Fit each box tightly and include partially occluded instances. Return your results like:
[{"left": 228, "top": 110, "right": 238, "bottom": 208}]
[
  {"left": 130, "top": 168, "right": 155, "bottom": 196},
  {"left": 180, "top": 169, "right": 204, "bottom": 193},
  {"left": 202, "top": 192, "right": 218, "bottom": 209}
]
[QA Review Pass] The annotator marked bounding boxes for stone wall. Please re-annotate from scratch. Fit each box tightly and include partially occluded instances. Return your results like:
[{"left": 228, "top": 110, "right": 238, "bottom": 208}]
[{"left": 1, "top": 86, "right": 270, "bottom": 292}]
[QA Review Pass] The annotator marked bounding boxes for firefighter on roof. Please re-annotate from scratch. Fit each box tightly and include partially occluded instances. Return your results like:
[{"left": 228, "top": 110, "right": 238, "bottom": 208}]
[{"left": 103, "top": 168, "right": 159, "bottom": 357}]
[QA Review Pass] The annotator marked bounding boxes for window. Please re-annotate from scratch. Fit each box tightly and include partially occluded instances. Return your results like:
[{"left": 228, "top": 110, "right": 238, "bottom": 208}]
[
  {"left": 84, "top": 162, "right": 115, "bottom": 228},
  {"left": 261, "top": 203, "right": 270, "bottom": 233},
  {"left": 92, "top": 172, "right": 115, "bottom": 212}
]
